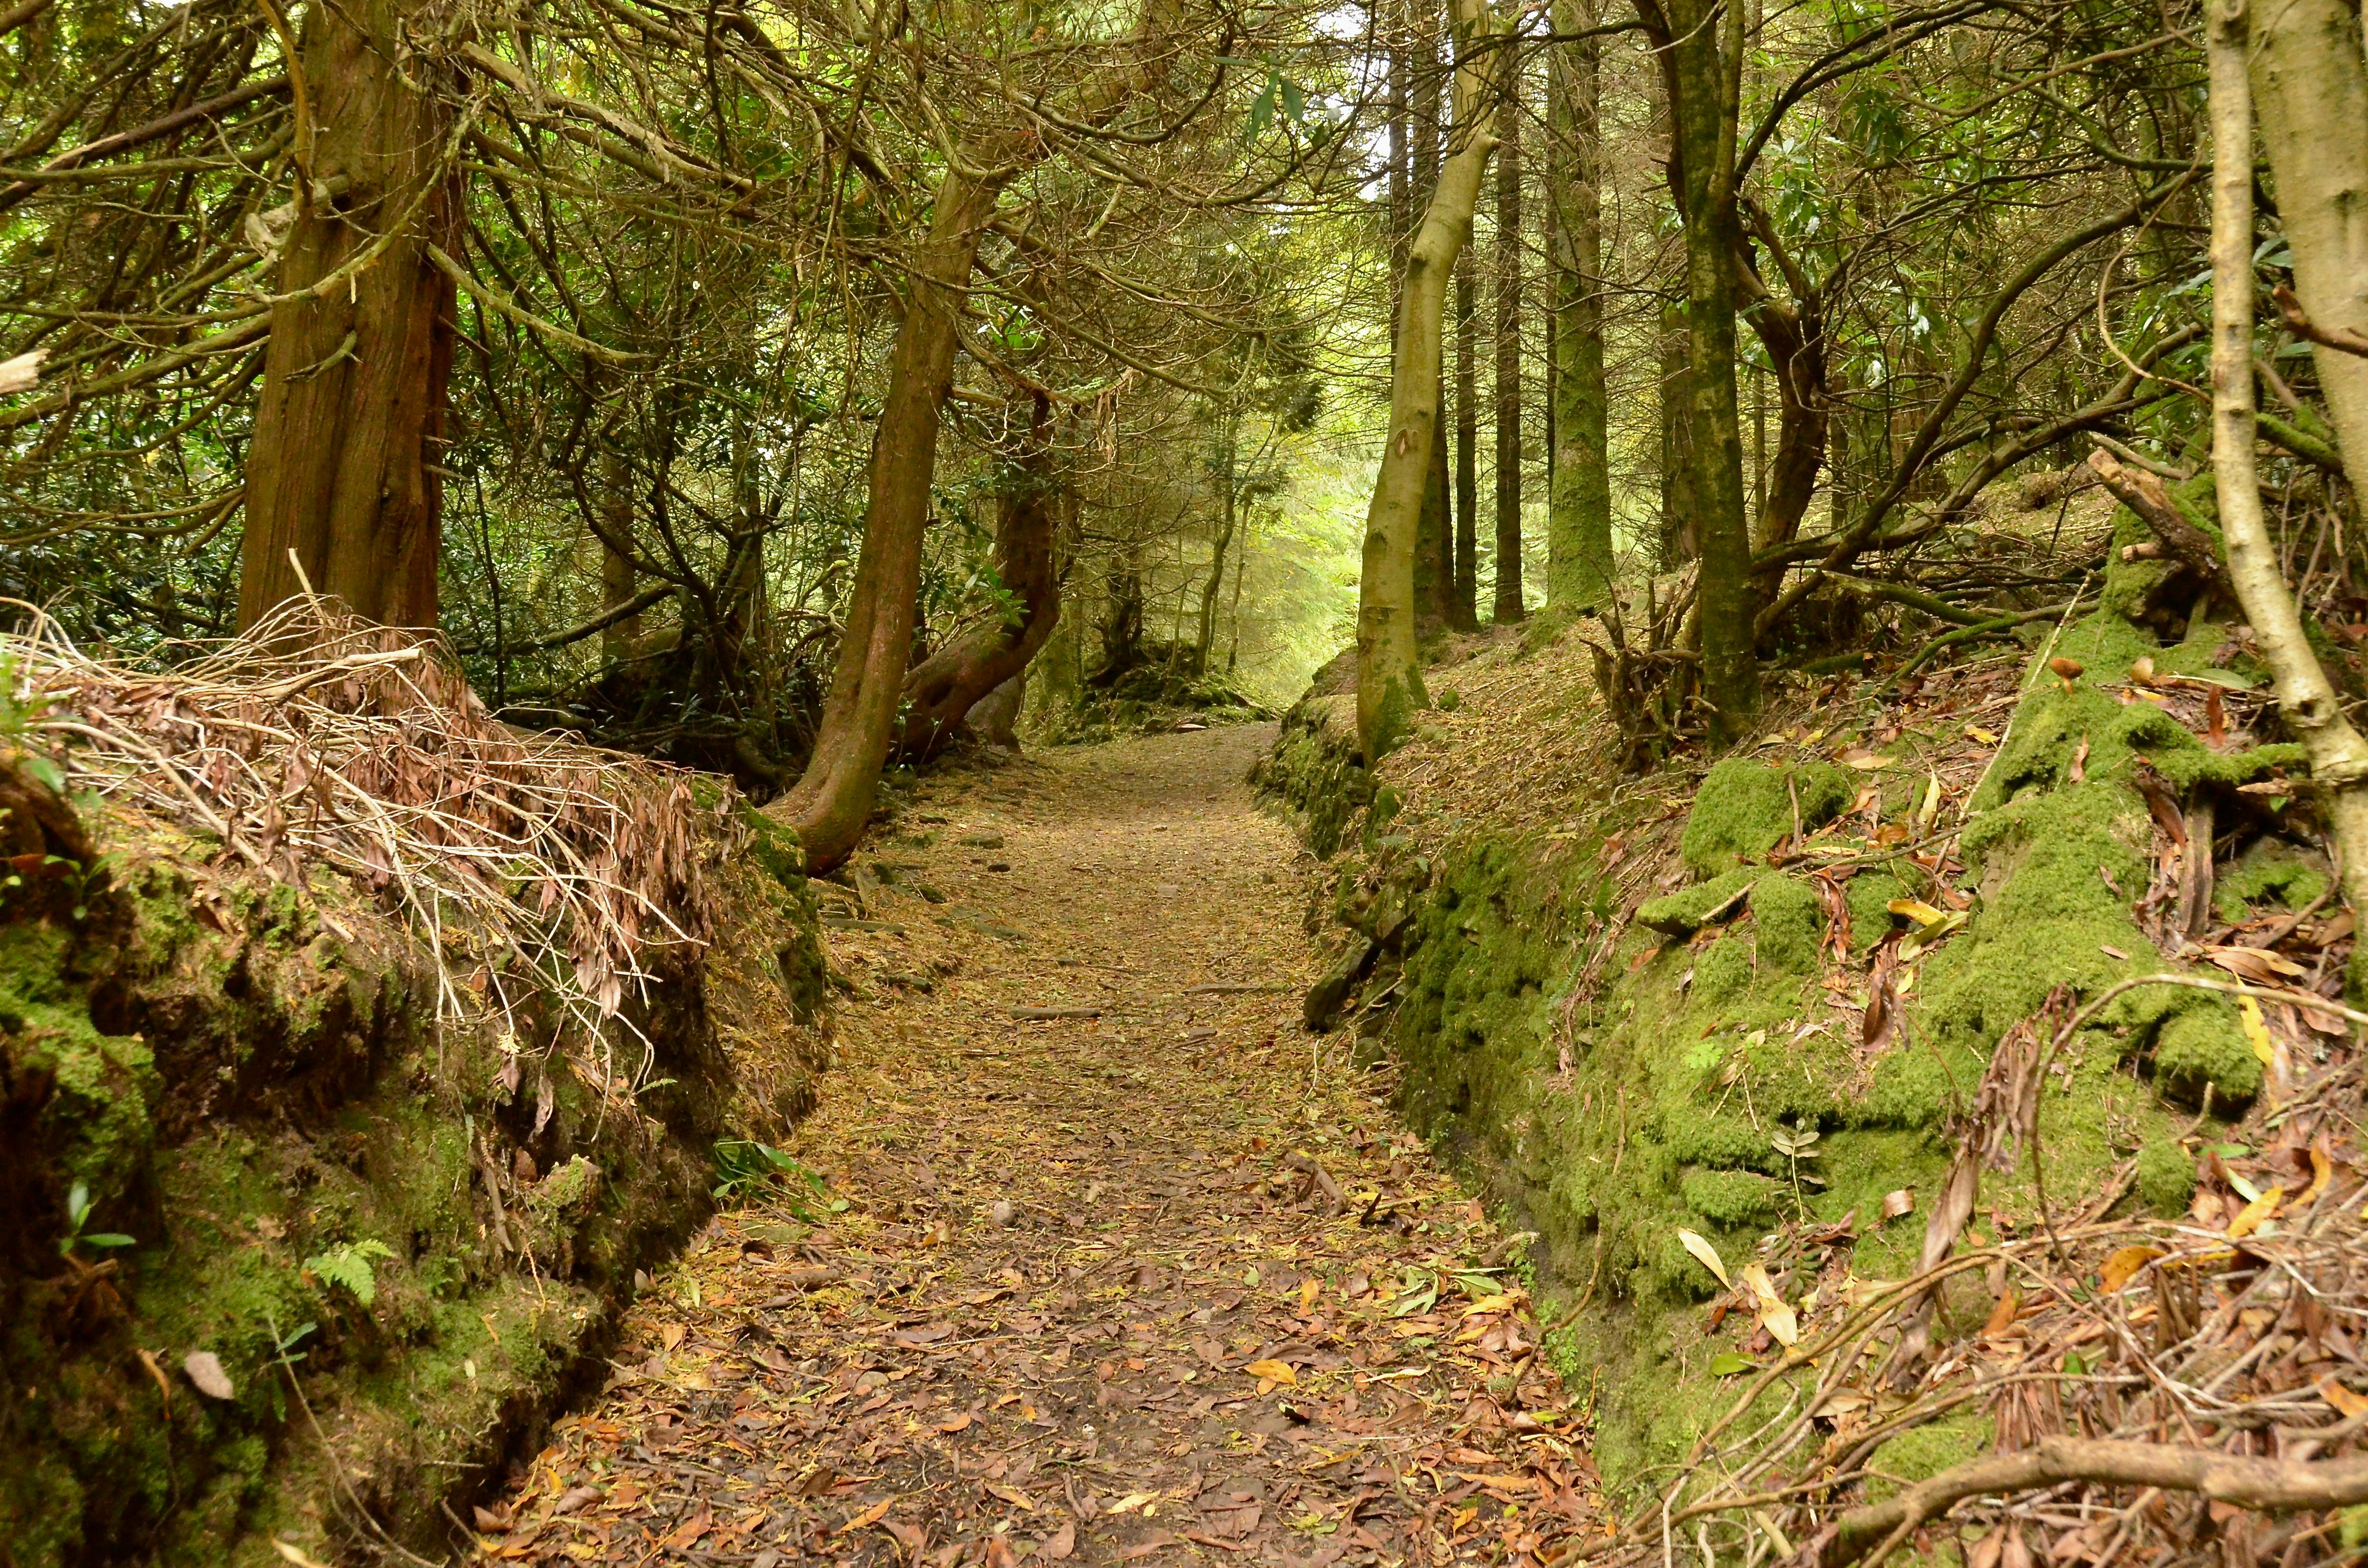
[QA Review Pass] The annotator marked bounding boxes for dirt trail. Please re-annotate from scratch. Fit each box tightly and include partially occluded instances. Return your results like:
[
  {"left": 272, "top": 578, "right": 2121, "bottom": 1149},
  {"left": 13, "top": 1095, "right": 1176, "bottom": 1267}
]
[{"left": 481, "top": 725, "right": 1596, "bottom": 1567}]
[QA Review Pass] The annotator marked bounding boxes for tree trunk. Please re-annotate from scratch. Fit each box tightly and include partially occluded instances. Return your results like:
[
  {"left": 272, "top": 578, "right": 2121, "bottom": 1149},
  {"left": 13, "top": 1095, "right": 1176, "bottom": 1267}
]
[
  {"left": 1658, "top": 303, "right": 1699, "bottom": 567},
  {"left": 1491, "top": 55, "right": 1524, "bottom": 625},
  {"left": 894, "top": 395, "right": 1064, "bottom": 760},
  {"left": 2208, "top": 0, "right": 2368, "bottom": 921},
  {"left": 1548, "top": 0, "right": 1612, "bottom": 610},
  {"left": 1195, "top": 412, "right": 1238, "bottom": 668},
  {"left": 598, "top": 439, "right": 641, "bottom": 665},
  {"left": 1410, "top": 14, "right": 1454, "bottom": 633},
  {"left": 2250, "top": 0, "right": 2368, "bottom": 491},
  {"left": 778, "top": 164, "right": 1007, "bottom": 866},
  {"left": 1454, "top": 253, "right": 1481, "bottom": 630},
  {"left": 1650, "top": 0, "right": 1757, "bottom": 741},
  {"left": 238, "top": 0, "right": 457, "bottom": 631},
  {"left": 1358, "top": 0, "right": 1503, "bottom": 761}
]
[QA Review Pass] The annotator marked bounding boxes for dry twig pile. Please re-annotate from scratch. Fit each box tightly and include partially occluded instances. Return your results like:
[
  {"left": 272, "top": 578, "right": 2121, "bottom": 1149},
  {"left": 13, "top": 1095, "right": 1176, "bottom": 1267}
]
[{"left": 4, "top": 599, "right": 735, "bottom": 1086}]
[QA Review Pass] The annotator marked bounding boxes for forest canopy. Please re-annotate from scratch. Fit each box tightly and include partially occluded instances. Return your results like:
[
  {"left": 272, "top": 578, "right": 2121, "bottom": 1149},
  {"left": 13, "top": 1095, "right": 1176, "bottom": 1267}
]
[{"left": 4, "top": 0, "right": 2366, "bottom": 874}]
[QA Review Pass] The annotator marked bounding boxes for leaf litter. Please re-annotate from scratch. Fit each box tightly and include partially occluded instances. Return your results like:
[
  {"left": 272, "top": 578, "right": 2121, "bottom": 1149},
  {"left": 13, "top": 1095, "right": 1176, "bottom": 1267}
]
[{"left": 480, "top": 725, "right": 1599, "bottom": 1565}]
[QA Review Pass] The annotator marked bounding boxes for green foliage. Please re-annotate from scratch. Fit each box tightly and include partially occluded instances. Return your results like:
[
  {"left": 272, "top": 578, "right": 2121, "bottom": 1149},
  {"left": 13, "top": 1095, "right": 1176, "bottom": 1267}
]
[
  {"left": 57, "top": 1180, "right": 134, "bottom": 1257},
  {"left": 303, "top": 1241, "right": 396, "bottom": 1308},
  {"left": 712, "top": 1139, "right": 843, "bottom": 1217}
]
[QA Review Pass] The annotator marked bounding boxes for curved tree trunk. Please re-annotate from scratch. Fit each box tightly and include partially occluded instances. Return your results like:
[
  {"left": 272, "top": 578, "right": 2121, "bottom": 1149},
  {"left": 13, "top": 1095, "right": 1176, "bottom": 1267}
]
[
  {"left": 895, "top": 396, "right": 1064, "bottom": 760},
  {"left": 777, "top": 165, "right": 1007, "bottom": 867},
  {"left": 238, "top": 0, "right": 458, "bottom": 631},
  {"left": 2210, "top": 0, "right": 2368, "bottom": 921},
  {"left": 1357, "top": 0, "right": 1504, "bottom": 761},
  {"left": 777, "top": 0, "right": 1180, "bottom": 871}
]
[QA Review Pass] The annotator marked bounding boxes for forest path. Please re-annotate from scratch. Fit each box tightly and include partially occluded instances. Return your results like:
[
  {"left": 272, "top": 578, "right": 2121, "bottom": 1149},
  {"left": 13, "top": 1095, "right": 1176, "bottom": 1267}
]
[{"left": 482, "top": 724, "right": 1596, "bottom": 1567}]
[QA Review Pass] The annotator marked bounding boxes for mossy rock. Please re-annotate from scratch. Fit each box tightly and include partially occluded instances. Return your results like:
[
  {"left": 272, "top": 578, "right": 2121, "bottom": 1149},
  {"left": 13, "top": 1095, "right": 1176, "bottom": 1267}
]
[
  {"left": 1680, "top": 1167, "right": 1782, "bottom": 1228},
  {"left": 2136, "top": 1136, "right": 2197, "bottom": 1217},
  {"left": 1681, "top": 758, "right": 1855, "bottom": 876}
]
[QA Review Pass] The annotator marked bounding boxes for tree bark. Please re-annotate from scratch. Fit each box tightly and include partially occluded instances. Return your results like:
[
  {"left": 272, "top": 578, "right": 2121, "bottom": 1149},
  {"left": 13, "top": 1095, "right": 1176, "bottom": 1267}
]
[
  {"left": 1491, "top": 51, "right": 1524, "bottom": 625},
  {"left": 1454, "top": 253, "right": 1481, "bottom": 629},
  {"left": 1547, "top": 0, "right": 1611, "bottom": 610},
  {"left": 896, "top": 397, "right": 1063, "bottom": 760},
  {"left": 779, "top": 0, "right": 1178, "bottom": 870},
  {"left": 598, "top": 440, "right": 641, "bottom": 665},
  {"left": 2207, "top": 0, "right": 2368, "bottom": 919},
  {"left": 1411, "top": 13, "right": 1455, "bottom": 633},
  {"left": 1194, "top": 411, "right": 1238, "bottom": 669},
  {"left": 238, "top": 0, "right": 458, "bottom": 631},
  {"left": 1358, "top": 0, "right": 1503, "bottom": 761},
  {"left": 1658, "top": 302, "right": 1698, "bottom": 567},
  {"left": 778, "top": 164, "right": 1007, "bottom": 864},
  {"left": 1646, "top": 0, "right": 1757, "bottom": 741},
  {"left": 2250, "top": 0, "right": 2368, "bottom": 493}
]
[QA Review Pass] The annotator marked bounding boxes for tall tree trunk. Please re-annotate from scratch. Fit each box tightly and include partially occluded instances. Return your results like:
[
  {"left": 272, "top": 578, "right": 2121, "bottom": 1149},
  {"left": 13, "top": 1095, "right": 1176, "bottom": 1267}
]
[
  {"left": 1548, "top": 0, "right": 1611, "bottom": 610},
  {"left": 1195, "top": 412, "right": 1238, "bottom": 668},
  {"left": 1410, "top": 7, "right": 1454, "bottom": 632},
  {"left": 779, "top": 0, "right": 1178, "bottom": 870},
  {"left": 1657, "top": 303, "right": 1699, "bottom": 567},
  {"left": 598, "top": 440, "right": 641, "bottom": 665},
  {"left": 1358, "top": 0, "right": 1503, "bottom": 761},
  {"left": 896, "top": 394, "right": 1064, "bottom": 759},
  {"left": 1454, "top": 253, "right": 1480, "bottom": 629},
  {"left": 2210, "top": 0, "right": 2368, "bottom": 920},
  {"left": 778, "top": 164, "right": 1006, "bottom": 865},
  {"left": 238, "top": 0, "right": 457, "bottom": 631},
  {"left": 1491, "top": 54, "right": 1524, "bottom": 625},
  {"left": 2251, "top": 0, "right": 2368, "bottom": 491},
  {"left": 1647, "top": 0, "right": 1756, "bottom": 742}
]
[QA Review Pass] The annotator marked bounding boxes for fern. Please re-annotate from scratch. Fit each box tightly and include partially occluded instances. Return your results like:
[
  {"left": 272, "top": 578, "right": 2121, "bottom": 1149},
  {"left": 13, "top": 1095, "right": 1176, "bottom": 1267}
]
[{"left": 305, "top": 1240, "right": 396, "bottom": 1306}]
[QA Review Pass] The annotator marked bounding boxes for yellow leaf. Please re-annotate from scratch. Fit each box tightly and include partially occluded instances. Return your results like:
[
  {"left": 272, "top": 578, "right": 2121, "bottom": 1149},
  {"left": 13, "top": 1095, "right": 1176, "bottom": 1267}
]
[
  {"left": 2099, "top": 1246, "right": 2164, "bottom": 1293},
  {"left": 1677, "top": 1229, "right": 1731, "bottom": 1289},
  {"left": 270, "top": 1544, "right": 335, "bottom": 1568},
  {"left": 1846, "top": 755, "right": 1894, "bottom": 771},
  {"left": 2305, "top": 1145, "right": 2334, "bottom": 1206},
  {"left": 2239, "top": 995, "right": 2277, "bottom": 1069},
  {"left": 1886, "top": 897, "right": 1945, "bottom": 926},
  {"left": 1965, "top": 725, "right": 1998, "bottom": 745},
  {"left": 2319, "top": 1377, "right": 2368, "bottom": 1419},
  {"left": 1739, "top": 1263, "right": 1799, "bottom": 1348},
  {"left": 1107, "top": 1493, "right": 1156, "bottom": 1516},
  {"left": 1915, "top": 773, "right": 1942, "bottom": 832},
  {"left": 837, "top": 1499, "right": 893, "bottom": 1534},
  {"left": 1244, "top": 1358, "right": 1297, "bottom": 1387},
  {"left": 1299, "top": 1276, "right": 1320, "bottom": 1312},
  {"left": 2227, "top": 1185, "right": 2284, "bottom": 1240}
]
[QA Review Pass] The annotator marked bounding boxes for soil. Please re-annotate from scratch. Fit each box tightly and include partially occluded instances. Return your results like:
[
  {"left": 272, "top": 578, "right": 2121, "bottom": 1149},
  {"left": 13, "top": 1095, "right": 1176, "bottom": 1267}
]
[{"left": 476, "top": 725, "right": 1599, "bottom": 1566}]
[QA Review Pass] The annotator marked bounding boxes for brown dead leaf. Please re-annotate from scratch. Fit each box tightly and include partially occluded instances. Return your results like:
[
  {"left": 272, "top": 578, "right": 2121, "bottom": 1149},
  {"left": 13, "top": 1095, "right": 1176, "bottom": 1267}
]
[
  {"left": 2100, "top": 1246, "right": 2164, "bottom": 1293},
  {"left": 836, "top": 1498, "right": 892, "bottom": 1535},
  {"left": 1982, "top": 1290, "right": 2020, "bottom": 1336},
  {"left": 1880, "top": 1187, "right": 1914, "bottom": 1220}
]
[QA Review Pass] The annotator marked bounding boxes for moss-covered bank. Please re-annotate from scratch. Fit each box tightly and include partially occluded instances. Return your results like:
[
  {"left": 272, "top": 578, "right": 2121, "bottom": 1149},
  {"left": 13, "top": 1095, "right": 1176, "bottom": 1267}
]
[
  {"left": 1260, "top": 534, "right": 2330, "bottom": 1492},
  {"left": 0, "top": 781, "right": 827, "bottom": 1566}
]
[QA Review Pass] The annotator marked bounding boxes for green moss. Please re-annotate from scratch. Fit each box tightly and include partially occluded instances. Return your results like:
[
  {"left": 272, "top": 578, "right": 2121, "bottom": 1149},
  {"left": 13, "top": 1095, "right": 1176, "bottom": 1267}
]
[
  {"left": 1842, "top": 871, "right": 1909, "bottom": 955},
  {"left": 1680, "top": 1168, "right": 1781, "bottom": 1228},
  {"left": 1749, "top": 874, "right": 1823, "bottom": 975},
  {"left": 2215, "top": 849, "right": 2329, "bottom": 925},
  {"left": 1866, "top": 1413, "right": 1995, "bottom": 1503},
  {"left": 1636, "top": 867, "right": 1760, "bottom": 936},
  {"left": 737, "top": 801, "right": 807, "bottom": 891},
  {"left": 2136, "top": 1136, "right": 2196, "bottom": 1217},
  {"left": 2153, "top": 998, "right": 2260, "bottom": 1105},
  {"left": 1681, "top": 759, "right": 1855, "bottom": 875}
]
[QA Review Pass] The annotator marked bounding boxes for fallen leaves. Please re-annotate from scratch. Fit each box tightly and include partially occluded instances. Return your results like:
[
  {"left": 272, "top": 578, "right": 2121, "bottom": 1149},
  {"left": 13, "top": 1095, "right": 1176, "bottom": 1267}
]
[
  {"left": 1679, "top": 1229, "right": 1733, "bottom": 1288},
  {"left": 473, "top": 729, "right": 1595, "bottom": 1568}
]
